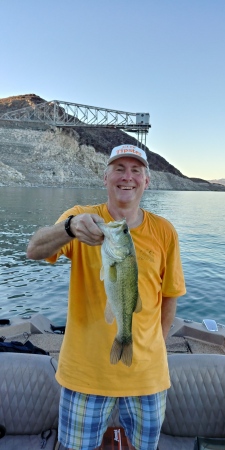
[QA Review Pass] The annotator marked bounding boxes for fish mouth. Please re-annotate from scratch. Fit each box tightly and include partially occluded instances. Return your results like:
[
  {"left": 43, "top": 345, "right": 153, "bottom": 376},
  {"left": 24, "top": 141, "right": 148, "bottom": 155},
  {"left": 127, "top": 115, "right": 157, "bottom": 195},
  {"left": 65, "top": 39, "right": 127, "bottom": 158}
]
[{"left": 105, "top": 243, "right": 130, "bottom": 261}]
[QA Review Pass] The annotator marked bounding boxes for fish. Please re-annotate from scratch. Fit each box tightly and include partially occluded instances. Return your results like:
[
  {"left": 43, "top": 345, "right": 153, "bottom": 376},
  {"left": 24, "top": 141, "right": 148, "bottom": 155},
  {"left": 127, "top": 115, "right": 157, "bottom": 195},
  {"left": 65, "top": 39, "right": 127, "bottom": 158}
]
[{"left": 97, "top": 219, "right": 142, "bottom": 367}]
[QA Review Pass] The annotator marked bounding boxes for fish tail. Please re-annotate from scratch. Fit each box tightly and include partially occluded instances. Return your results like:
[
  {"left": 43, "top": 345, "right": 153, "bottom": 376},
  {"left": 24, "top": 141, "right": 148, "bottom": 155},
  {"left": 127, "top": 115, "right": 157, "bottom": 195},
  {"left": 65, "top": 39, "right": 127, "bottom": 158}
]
[
  {"left": 121, "top": 342, "right": 133, "bottom": 367},
  {"left": 110, "top": 338, "right": 123, "bottom": 365},
  {"left": 110, "top": 338, "right": 133, "bottom": 367}
]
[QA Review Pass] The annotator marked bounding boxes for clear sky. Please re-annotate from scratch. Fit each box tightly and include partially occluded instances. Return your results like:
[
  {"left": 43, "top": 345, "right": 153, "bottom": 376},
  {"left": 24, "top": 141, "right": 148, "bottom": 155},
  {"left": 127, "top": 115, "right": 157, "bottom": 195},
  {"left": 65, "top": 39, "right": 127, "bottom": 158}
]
[{"left": 0, "top": 0, "right": 224, "bottom": 180}]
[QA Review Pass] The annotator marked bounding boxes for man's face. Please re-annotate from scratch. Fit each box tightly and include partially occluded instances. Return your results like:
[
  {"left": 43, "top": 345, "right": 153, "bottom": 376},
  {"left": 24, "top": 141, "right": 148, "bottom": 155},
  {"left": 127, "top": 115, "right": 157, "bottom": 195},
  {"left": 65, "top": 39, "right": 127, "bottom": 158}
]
[{"left": 104, "top": 157, "right": 150, "bottom": 206}]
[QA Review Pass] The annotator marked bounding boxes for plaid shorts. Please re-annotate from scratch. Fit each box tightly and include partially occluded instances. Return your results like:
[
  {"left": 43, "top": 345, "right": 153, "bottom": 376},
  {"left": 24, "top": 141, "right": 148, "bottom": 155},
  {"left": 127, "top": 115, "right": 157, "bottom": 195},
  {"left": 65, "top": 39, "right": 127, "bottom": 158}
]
[{"left": 58, "top": 388, "right": 167, "bottom": 450}]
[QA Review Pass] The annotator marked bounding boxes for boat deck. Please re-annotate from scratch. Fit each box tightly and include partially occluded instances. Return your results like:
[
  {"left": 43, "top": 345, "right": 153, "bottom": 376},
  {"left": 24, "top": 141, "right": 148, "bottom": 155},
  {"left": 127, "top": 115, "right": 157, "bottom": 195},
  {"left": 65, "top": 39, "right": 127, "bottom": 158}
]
[
  {"left": 1, "top": 314, "right": 225, "bottom": 358},
  {"left": 1, "top": 314, "right": 225, "bottom": 450},
  {"left": 167, "top": 316, "right": 225, "bottom": 355}
]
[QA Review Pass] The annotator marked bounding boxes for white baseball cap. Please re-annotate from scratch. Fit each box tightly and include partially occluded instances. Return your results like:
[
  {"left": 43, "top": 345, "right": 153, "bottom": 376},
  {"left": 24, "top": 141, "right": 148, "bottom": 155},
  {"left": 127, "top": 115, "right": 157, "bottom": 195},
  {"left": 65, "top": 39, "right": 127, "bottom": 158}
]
[{"left": 107, "top": 144, "right": 148, "bottom": 167}]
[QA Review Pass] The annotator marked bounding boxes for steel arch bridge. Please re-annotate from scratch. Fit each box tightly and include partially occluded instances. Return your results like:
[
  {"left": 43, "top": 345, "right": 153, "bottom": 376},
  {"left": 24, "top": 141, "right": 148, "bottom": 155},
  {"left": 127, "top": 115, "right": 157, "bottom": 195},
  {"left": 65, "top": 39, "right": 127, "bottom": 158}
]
[{"left": 0, "top": 99, "right": 151, "bottom": 146}]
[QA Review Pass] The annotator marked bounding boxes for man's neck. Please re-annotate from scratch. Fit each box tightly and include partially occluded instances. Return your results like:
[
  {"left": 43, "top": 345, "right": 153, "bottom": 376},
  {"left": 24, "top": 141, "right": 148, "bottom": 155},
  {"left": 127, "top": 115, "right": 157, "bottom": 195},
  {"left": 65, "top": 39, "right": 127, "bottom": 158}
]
[{"left": 106, "top": 202, "right": 143, "bottom": 228}]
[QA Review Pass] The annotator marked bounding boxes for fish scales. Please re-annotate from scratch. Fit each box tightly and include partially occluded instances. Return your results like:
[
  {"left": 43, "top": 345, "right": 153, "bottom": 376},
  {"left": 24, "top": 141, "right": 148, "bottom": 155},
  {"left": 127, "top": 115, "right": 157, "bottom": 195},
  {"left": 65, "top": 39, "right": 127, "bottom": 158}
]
[{"left": 97, "top": 219, "right": 142, "bottom": 367}]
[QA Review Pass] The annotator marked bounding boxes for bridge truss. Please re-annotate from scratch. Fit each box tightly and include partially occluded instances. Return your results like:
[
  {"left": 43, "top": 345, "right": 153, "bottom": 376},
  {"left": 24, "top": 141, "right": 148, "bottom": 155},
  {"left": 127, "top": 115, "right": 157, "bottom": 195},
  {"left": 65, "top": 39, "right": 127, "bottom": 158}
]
[{"left": 0, "top": 100, "right": 151, "bottom": 146}]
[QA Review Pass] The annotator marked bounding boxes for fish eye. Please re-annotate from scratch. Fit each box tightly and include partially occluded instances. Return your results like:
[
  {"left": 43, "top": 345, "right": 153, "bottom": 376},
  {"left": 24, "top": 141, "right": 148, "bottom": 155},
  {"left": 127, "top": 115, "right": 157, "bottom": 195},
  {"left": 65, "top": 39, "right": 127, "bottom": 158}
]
[{"left": 123, "top": 227, "right": 128, "bottom": 234}]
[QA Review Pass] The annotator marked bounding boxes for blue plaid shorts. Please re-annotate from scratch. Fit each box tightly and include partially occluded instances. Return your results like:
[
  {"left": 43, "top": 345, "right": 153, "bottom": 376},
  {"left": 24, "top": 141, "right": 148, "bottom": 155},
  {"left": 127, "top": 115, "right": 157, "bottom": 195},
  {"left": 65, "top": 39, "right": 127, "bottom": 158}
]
[{"left": 58, "top": 388, "right": 167, "bottom": 450}]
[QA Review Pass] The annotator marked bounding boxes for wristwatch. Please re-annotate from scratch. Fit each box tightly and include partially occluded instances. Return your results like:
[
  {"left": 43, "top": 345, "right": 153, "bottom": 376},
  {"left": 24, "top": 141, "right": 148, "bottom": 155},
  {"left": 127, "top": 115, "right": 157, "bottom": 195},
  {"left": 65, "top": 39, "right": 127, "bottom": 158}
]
[{"left": 65, "top": 215, "right": 76, "bottom": 238}]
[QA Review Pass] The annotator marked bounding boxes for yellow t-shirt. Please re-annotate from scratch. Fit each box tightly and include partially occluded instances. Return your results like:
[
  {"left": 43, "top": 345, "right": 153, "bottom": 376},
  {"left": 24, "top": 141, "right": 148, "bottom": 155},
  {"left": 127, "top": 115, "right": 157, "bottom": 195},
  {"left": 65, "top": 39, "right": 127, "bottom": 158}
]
[{"left": 47, "top": 203, "right": 186, "bottom": 396}]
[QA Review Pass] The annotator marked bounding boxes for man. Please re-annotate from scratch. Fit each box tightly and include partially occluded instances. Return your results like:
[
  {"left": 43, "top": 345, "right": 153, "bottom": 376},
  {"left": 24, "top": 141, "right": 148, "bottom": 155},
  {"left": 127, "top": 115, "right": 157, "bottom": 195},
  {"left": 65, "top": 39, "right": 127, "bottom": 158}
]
[{"left": 27, "top": 144, "right": 186, "bottom": 450}]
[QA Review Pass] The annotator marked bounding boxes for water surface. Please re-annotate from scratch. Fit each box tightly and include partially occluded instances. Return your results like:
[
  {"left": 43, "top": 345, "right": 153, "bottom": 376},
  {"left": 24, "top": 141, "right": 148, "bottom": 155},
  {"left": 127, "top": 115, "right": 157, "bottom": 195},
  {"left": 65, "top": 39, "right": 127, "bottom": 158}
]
[{"left": 0, "top": 187, "right": 224, "bottom": 325}]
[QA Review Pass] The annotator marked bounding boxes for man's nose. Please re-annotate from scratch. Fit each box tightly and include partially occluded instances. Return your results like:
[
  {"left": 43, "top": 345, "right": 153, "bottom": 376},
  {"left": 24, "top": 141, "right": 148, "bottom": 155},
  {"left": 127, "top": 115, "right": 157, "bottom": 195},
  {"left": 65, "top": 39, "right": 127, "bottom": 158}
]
[{"left": 122, "top": 169, "right": 132, "bottom": 180}]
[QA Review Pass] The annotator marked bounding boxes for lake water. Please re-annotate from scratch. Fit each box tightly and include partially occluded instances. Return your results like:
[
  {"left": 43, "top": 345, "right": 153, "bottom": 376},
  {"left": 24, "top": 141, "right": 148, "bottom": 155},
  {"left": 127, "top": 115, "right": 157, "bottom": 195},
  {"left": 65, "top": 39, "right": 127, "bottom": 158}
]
[{"left": 0, "top": 187, "right": 225, "bottom": 325}]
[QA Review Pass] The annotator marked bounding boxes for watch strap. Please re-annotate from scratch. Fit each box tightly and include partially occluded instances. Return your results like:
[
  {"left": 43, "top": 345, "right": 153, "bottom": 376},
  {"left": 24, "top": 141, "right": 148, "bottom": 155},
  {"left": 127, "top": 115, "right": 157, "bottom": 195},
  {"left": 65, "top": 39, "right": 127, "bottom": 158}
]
[{"left": 65, "top": 215, "right": 76, "bottom": 238}]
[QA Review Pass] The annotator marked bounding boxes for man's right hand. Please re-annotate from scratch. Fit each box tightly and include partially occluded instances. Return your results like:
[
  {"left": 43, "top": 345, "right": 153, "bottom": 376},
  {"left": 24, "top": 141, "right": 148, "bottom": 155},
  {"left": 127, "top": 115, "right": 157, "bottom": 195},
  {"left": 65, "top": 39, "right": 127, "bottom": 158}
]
[
  {"left": 26, "top": 213, "right": 104, "bottom": 260},
  {"left": 69, "top": 213, "right": 104, "bottom": 246}
]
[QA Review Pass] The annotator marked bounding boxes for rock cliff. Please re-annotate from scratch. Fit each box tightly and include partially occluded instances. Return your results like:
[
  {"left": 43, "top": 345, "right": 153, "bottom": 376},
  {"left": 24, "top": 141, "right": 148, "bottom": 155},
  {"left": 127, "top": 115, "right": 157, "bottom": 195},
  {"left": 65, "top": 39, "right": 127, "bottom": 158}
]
[{"left": 0, "top": 94, "right": 224, "bottom": 191}]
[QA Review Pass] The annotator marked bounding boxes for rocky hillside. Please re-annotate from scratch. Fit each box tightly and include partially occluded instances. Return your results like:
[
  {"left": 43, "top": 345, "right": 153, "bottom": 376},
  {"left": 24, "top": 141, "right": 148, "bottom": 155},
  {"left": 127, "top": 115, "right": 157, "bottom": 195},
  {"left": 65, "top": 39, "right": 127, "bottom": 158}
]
[
  {"left": 0, "top": 94, "right": 224, "bottom": 191},
  {"left": 208, "top": 178, "right": 225, "bottom": 186}
]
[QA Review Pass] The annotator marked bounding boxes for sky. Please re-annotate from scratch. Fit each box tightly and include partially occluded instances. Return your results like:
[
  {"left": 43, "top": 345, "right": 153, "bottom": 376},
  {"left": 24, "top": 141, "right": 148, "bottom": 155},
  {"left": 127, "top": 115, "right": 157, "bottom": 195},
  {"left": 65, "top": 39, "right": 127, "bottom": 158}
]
[{"left": 0, "top": 0, "right": 225, "bottom": 180}]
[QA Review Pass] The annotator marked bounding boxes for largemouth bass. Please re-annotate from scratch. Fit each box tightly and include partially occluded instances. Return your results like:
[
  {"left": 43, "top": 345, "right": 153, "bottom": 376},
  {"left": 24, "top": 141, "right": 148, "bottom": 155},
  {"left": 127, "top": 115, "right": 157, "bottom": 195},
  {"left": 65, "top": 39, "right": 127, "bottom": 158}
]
[{"left": 97, "top": 219, "right": 142, "bottom": 367}]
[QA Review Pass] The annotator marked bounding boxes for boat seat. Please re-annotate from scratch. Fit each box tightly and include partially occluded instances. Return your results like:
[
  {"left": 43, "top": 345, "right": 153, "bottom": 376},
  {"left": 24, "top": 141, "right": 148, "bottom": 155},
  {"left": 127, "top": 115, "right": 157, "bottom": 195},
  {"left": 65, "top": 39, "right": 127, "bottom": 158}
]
[
  {"left": 158, "top": 353, "right": 225, "bottom": 450},
  {"left": 0, "top": 353, "right": 60, "bottom": 450},
  {"left": 107, "top": 354, "right": 225, "bottom": 450}
]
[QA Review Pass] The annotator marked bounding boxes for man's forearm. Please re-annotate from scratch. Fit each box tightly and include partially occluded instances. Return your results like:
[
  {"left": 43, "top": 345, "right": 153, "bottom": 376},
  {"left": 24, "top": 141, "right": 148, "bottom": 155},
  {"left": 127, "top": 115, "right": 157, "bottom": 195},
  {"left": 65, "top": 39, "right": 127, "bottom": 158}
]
[
  {"left": 27, "top": 213, "right": 105, "bottom": 261},
  {"left": 26, "top": 221, "right": 72, "bottom": 260},
  {"left": 161, "top": 296, "right": 178, "bottom": 340}
]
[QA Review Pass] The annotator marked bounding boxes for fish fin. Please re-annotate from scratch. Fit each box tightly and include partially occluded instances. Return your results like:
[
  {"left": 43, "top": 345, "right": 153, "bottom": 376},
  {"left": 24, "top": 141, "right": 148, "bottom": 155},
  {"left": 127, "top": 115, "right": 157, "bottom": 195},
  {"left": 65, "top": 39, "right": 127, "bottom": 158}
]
[
  {"left": 100, "top": 266, "right": 104, "bottom": 281},
  {"left": 121, "top": 342, "right": 133, "bottom": 367},
  {"left": 104, "top": 300, "right": 115, "bottom": 324},
  {"left": 109, "top": 264, "right": 117, "bottom": 282},
  {"left": 134, "top": 294, "right": 142, "bottom": 313},
  {"left": 110, "top": 338, "right": 123, "bottom": 365},
  {"left": 110, "top": 339, "right": 133, "bottom": 367}
]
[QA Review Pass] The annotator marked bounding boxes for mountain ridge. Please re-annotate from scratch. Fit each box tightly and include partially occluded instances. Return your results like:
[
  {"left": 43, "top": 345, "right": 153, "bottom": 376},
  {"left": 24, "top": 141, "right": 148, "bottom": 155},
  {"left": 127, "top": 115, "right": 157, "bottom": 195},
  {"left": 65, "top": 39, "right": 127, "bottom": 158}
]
[
  {"left": 0, "top": 94, "right": 224, "bottom": 191},
  {"left": 208, "top": 178, "right": 225, "bottom": 186},
  {"left": 0, "top": 93, "right": 185, "bottom": 177}
]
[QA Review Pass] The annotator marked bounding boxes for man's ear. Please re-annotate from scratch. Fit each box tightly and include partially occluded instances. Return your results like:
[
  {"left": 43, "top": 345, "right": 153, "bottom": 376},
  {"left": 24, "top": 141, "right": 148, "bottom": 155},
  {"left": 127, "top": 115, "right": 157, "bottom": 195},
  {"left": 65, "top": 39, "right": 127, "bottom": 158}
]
[
  {"left": 103, "top": 172, "right": 107, "bottom": 186},
  {"left": 144, "top": 176, "right": 150, "bottom": 190}
]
